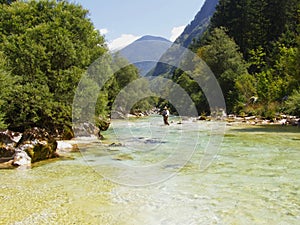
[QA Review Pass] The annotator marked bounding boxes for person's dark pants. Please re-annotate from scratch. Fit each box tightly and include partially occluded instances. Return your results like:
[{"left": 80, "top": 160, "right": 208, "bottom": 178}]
[{"left": 163, "top": 116, "right": 169, "bottom": 125}]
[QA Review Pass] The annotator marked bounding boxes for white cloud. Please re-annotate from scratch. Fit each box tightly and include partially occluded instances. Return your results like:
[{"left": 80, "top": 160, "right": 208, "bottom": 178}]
[
  {"left": 170, "top": 25, "right": 185, "bottom": 42},
  {"left": 100, "top": 28, "right": 108, "bottom": 35},
  {"left": 108, "top": 34, "right": 141, "bottom": 51}
]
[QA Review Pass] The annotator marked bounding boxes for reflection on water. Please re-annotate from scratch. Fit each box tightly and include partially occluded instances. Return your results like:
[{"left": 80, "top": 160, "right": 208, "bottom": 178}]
[{"left": 0, "top": 117, "right": 299, "bottom": 224}]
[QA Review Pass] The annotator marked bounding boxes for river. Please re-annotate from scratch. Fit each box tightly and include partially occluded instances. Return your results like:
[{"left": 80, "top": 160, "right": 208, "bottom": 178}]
[{"left": 0, "top": 116, "right": 299, "bottom": 224}]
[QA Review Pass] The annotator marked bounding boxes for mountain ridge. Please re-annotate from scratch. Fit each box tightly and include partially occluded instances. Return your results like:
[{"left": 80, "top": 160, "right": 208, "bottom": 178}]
[
  {"left": 118, "top": 35, "right": 172, "bottom": 76},
  {"left": 135, "top": 35, "right": 170, "bottom": 43},
  {"left": 149, "top": 0, "right": 219, "bottom": 76},
  {"left": 174, "top": 0, "right": 219, "bottom": 47}
]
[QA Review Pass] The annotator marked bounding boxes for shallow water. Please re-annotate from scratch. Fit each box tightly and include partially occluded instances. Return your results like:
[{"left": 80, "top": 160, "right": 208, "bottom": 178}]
[{"left": 0, "top": 116, "right": 299, "bottom": 224}]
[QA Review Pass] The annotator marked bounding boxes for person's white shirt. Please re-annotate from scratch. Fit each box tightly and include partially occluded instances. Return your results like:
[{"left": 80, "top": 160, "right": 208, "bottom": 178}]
[{"left": 165, "top": 109, "right": 169, "bottom": 116}]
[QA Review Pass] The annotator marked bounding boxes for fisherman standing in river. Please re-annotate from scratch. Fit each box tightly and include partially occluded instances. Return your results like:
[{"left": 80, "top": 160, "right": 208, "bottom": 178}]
[{"left": 162, "top": 106, "right": 170, "bottom": 125}]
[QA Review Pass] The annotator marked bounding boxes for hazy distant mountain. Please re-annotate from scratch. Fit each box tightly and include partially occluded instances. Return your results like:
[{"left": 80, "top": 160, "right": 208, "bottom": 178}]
[
  {"left": 118, "top": 35, "right": 172, "bottom": 76},
  {"left": 135, "top": 35, "right": 170, "bottom": 42},
  {"left": 149, "top": 0, "right": 219, "bottom": 77}
]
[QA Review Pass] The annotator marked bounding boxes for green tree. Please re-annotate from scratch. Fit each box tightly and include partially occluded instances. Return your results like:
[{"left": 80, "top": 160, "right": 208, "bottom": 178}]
[
  {"left": 0, "top": 0, "right": 106, "bottom": 133},
  {"left": 234, "top": 73, "right": 257, "bottom": 112},
  {"left": 172, "top": 70, "right": 207, "bottom": 114},
  {"left": 285, "top": 89, "right": 300, "bottom": 116},
  {"left": 211, "top": 0, "right": 299, "bottom": 60},
  {"left": 0, "top": 52, "right": 15, "bottom": 130},
  {"left": 203, "top": 0, "right": 300, "bottom": 117},
  {"left": 197, "top": 27, "right": 249, "bottom": 113},
  {"left": 211, "top": 0, "right": 267, "bottom": 57},
  {"left": 105, "top": 55, "right": 140, "bottom": 112}
]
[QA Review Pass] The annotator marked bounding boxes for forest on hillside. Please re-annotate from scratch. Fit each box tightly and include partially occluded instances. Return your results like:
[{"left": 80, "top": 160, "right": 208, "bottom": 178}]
[
  {"left": 0, "top": 0, "right": 299, "bottom": 138},
  {"left": 176, "top": 0, "right": 300, "bottom": 118}
]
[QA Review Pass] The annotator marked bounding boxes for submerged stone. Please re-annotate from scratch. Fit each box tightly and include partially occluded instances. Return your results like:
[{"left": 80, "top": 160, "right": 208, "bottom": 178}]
[{"left": 113, "top": 154, "right": 133, "bottom": 161}]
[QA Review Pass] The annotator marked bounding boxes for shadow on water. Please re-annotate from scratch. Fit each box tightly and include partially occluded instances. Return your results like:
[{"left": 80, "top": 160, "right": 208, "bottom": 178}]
[{"left": 230, "top": 124, "right": 300, "bottom": 134}]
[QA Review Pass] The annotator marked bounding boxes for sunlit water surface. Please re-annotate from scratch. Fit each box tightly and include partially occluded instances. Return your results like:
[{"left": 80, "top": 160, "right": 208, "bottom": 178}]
[{"left": 1, "top": 116, "right": 299, "bottom": 224}]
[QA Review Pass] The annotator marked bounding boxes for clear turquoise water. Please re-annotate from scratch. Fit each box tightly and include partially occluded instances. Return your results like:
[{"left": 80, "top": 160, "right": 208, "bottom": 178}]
[{"left": 0, "top": 116, "right": 299, "bottom": 224}]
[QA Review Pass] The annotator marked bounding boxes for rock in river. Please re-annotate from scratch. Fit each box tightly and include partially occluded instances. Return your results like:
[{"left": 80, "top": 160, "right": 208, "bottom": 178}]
[{"left": 16, "top": 127, "right": 59, "bottom": 163}]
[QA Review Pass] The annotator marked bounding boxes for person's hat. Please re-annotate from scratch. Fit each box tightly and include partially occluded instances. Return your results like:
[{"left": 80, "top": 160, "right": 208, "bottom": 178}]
[{"left": 164, "top": 106, "right": 167, "bottom": 109}]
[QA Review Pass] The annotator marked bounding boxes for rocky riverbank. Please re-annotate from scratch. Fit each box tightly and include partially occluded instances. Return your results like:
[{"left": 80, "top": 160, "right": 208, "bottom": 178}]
[
  {"left": 0, "top": 122, "right": 102, "bottom": 169},
  {"left": 198, "top": 114, "right": 300, "bottom": 126},
  {"left": 0, "top": 128, "right": 60, "bottom": 168},
  {"left": 225, "top": 114, "right": 300, "bottom": 126}
]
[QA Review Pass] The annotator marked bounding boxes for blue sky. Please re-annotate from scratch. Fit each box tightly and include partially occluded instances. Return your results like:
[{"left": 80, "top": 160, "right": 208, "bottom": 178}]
[{"left": 72, "top": 0, "right": 205, "bottom": 50}]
